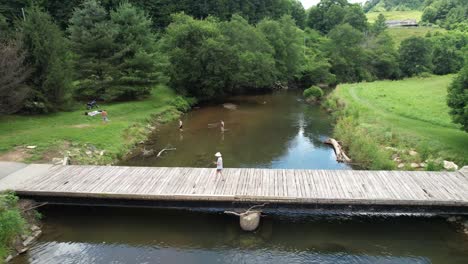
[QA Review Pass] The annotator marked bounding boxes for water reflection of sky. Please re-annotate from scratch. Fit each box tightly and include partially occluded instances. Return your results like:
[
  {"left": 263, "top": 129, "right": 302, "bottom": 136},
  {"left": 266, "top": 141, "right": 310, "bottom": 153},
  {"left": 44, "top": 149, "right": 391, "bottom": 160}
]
[
  {"left": 22, "top": 242, "right": 431, "bottom": 264},
  {"left": 271, "top": 113, "right": 350, "bottom": 170}
]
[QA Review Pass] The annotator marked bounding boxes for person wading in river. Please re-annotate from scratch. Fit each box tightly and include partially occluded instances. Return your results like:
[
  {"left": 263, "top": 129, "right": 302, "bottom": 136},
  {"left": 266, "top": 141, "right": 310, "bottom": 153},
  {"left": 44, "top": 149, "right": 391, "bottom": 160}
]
[
  {"left": 179, "top": 119, "right": 183, "bottom": 131},
  {"left": 220, "top": 120, "right": 225, "bottom": 132},
  {"left": 214, "top": 152, "right": 223, "bottom": 176}
]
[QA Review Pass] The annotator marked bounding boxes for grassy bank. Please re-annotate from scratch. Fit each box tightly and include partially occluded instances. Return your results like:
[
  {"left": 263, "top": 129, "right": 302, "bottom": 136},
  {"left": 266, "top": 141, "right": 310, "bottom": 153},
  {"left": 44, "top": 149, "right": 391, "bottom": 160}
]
[
  {"left": 0, "top": 85, "right": 182, "bottom": 164},
  {"left": 0, "top": 193, "right": 25, "bottom": 261},
  {"left": 327, "top": 75, "right": 468, "bottom": 170}
]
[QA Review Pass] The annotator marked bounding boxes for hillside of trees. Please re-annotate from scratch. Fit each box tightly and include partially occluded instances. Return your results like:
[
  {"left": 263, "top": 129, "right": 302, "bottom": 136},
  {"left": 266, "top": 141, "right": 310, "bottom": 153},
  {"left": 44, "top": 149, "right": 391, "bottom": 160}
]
[
  {"left": 0, "top": 0, "right": 466, "bottom": 130},
  {"left": 421, "top": 0, "right": 468, "bottom": 31},
  {"left": 363, "top": 0, "right": 425, "bottom": 12}
]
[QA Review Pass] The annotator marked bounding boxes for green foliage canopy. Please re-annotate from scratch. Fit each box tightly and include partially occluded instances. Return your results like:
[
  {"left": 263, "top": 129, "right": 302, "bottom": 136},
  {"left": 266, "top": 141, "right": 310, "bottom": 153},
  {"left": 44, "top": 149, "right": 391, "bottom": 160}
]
[
  {"left": 447, "top": 58, "right": 468, "bottom": 132},
  {"left": 21, "top": 6, "right": 73, "bottom": 113}
]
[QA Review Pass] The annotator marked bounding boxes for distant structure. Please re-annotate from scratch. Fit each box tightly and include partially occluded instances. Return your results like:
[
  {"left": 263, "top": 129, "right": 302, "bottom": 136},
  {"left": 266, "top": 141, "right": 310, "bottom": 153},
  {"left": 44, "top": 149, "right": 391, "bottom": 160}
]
[{"left": 385, "top": 19, "right": 418, "bottom": 28}]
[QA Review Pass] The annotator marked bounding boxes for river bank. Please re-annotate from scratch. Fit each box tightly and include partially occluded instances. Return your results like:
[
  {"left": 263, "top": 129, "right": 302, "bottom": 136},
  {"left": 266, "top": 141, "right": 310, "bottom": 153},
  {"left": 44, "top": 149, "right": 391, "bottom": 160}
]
[
  {"left": 0, "top": 85, "right": 187, "bottom": 166},
  {"left": 326, "top": 75, "right": 468, "bottom": 170},
  {"left": 0, "top": 193, "right": 42, "bottom": 262}
]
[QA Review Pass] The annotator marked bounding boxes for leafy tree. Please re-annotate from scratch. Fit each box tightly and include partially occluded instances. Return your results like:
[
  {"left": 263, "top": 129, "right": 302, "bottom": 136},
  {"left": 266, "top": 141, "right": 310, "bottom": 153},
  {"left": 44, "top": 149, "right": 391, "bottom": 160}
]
[
  {"left": 430, "top": 32, "right": 467, "bottom": 75},
  {"left": 68, "top": 0, "right": 117, "bottom": 100},
  {"left": 307, "top": 0, "right": 367, "bottom": 34},
  {"left": 399, "top": 37, "right": 433, "bottom": 77},
  {"left": 0, "top": 39, "right": 31, "bottom": 114},
  {"left": 447, "top": 57, "right": 468, "bottom": 132},
  {"left": 258, "top": 16, "right": 304, "bottom": 83},
  {"left": 161, "top": 13, "right": 229, "bottom": 98},
  {"left": 367, "top": 32, "right": 400, "bottom": 79},
  {"left": 372, "top": 13, "right": 387, "bottom": 35},
  {"left": 326, "top": 23, "right": 369, "bottom": 83},
  {"left": 21, "top": 6, "right": 73, "bottom": 113},
  {"left": 221, "top": 15, "right": 276, "bottom": 92},
  {"left": 343, "top": 4, "right": 368, "bottom": 32},
  {"left": 109, "top": 2, "right": 160, "bottom": 100},
  {"left": 299, "top": 29, "right": 336, "bottom": 87}
]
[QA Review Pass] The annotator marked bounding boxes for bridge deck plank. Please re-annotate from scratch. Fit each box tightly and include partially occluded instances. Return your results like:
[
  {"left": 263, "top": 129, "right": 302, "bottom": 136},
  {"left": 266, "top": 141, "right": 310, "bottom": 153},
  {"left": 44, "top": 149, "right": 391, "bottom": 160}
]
[{"left": 2, "top": 165, "right": 467, "bottom": 208}]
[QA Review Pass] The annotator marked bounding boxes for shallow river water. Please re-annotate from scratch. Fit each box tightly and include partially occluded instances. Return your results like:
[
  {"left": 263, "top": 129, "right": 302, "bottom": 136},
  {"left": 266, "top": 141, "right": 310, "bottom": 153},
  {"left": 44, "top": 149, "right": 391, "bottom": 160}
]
[
  {"left": 122, "top": 91, "right": 350, "bottom": 169},
  {"left": 13, "top": 91, "right": 468, "bottom": 264}
]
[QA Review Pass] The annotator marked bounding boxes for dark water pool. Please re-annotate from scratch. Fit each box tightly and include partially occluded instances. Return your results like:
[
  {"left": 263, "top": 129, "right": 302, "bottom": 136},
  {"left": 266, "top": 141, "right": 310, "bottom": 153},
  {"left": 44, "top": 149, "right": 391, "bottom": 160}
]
[{"left": 12, "top": 206, "right": 468, "bottom": 264}]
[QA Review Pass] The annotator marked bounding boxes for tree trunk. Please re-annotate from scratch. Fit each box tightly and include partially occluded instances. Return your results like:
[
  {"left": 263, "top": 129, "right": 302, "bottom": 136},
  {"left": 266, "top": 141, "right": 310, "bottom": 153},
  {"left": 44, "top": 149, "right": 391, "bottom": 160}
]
[{"left": 325, "top": 138, "right": 351, "bottom": 163}]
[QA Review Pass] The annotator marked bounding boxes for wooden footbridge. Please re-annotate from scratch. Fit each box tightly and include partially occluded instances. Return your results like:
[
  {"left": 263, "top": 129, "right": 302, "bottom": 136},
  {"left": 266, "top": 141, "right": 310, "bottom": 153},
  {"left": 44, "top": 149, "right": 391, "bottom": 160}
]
[{"left": 1, "top": 162, "right": 468, "bottom": 215}]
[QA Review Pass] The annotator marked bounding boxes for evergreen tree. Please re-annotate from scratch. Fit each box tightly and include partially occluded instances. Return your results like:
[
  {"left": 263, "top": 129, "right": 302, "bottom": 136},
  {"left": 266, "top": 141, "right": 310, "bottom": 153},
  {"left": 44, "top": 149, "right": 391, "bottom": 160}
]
[
  {"left": 447, "top": 57, "right": 468, "bottom": 132},
  {"left": 21, "top": 6, "right": 73, "bottom": 113},
  {"left": 68, "top": 0, "right": 117, "bottom": 100},
  {"left": 109, "top": 2, "right": 160, "bottom": 100},
  {"left": 399, "top": 37, "right": 433, "bottom": 77},
  {"left": 372, "top": 14, "right": 387, "bottom": 35},
  {"left": 0, "top": 39, "right": 32, "bottom": 114}
]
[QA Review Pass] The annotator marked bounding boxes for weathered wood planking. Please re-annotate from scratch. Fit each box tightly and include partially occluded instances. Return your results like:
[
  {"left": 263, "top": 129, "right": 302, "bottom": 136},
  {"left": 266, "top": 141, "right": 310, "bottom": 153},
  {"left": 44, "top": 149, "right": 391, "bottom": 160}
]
[{"left": 1, "top": 164, "right": 468, "bottom": 208}]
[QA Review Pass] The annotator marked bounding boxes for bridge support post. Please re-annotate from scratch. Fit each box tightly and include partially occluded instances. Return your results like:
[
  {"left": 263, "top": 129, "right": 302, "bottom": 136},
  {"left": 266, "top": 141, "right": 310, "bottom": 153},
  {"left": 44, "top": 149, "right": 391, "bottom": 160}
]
[
  {"left": 225, "top": 204, "right": 266, "bottom": 231},
  {"left": 239, "top": 211, "right": 261, "bottom": 231}
]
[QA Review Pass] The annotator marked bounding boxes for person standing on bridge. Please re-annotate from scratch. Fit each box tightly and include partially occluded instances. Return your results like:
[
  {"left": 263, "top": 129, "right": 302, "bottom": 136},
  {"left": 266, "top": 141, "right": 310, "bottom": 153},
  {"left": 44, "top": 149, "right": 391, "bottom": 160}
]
[{"left": 214, "top": 152, "right": 223, "bottom": 175}]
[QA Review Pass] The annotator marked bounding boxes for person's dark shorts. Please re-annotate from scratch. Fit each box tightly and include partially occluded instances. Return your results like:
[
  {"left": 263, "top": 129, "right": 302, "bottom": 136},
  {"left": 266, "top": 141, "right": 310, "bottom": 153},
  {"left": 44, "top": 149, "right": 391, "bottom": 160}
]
[{"left": 217, "top": 169, "right": 222, "bottom": 172}]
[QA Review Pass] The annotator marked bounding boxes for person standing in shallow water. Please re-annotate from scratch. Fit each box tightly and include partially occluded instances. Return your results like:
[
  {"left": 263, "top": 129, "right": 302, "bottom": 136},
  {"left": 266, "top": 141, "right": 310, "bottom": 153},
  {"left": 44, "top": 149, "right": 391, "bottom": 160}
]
[
  {"left": 179, "top": 119, "right": 183, "bottom": 131},
  {"left": 220, "top": 120, "right": 225, "bottom": 132},
  {"left": 214, "top": 152, "right": 223, "bottom": 175}
]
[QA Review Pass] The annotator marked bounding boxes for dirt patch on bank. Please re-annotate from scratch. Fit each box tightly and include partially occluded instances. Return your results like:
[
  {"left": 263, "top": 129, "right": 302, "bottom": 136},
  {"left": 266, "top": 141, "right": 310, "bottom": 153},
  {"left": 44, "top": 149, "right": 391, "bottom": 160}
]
[
  {"left": 70, "top": 124, "right": 92, "bottom": 128},
  {"left": 0, "top": 147, "right": 32, "bottom": 162}
]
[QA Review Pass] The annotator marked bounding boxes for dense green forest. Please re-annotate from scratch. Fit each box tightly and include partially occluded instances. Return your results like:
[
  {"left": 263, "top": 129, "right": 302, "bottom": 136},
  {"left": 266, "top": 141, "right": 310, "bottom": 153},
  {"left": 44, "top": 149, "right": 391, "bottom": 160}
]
[
  {"left": 364, "top": 0, "right": 425, "bottom": 12},
  {"left": 0, "top": 0, "right": 466, "bottom": 129},
  {"left": 421, "top": 0, "right": 468, "bottom": 31}
]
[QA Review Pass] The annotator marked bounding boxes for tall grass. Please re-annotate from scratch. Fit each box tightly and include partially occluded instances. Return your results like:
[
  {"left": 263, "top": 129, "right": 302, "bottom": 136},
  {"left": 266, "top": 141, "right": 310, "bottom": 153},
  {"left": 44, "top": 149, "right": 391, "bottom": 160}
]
[{"left": 0, "top": 193, "right": 26, "bottom": 260}]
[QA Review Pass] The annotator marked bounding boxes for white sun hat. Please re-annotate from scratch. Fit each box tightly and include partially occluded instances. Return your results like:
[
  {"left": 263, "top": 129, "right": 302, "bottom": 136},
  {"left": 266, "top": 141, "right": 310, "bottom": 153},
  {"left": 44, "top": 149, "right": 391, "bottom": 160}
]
[{"left": 215, "top": 152, "right": 222, "bottom": 157}]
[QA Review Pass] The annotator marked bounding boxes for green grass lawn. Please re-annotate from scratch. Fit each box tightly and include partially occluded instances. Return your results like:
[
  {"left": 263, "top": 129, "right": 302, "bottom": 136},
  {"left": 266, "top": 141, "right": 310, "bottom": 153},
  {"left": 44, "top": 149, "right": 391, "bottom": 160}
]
[
  {"left": 387, "top": 27, "right": 446, "bottom": 46},
  {"left": 367, "top": 10, "right": 422, "bottom": 23},
  {"left": 0, "top": 85, "right": 179, "bottom": 163},
  {"left": 331, "top": 75, "right": 468, "bottom": 167}
]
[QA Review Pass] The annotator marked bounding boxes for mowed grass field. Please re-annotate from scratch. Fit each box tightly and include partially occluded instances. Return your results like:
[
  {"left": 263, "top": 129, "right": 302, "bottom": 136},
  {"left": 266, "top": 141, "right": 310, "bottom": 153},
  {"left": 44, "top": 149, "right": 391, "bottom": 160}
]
[
  {"left": 333, "top": 75, "right": 468, "bottom": 166},
  {"left": 0, "top": 85, "right": 179, "bottom": 162},
  {"left": 366, "top": 10, "right": 422, "bottom": 23},
  {"left": 366, "top": 11, "right": 446, "bottom": 45},
  {"left": 387, "top": 27, "right": 446, "bottom": 45}
]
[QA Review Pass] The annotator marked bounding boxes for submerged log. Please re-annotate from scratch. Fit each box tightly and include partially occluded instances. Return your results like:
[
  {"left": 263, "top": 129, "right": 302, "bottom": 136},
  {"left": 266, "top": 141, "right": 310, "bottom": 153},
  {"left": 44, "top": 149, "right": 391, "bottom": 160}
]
[
  {"left": 157, "top": 148, "right": 176, "bottom": 158},
  {"left": 325, "top": 138, "right": 351, "bottom": 163}
]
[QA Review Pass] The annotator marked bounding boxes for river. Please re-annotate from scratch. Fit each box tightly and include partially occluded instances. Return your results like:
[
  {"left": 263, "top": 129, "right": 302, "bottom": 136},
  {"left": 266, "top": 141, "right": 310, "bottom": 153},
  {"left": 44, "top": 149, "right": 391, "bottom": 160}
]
[
  {"left": 123, "top": 91, "right": 350, "bottom": 169},
  {"left": 13, "top": 206, "right": 468, "bottom": 264},
  {"left": 12, "top": 91, "right": 468, "bottom": 264}
]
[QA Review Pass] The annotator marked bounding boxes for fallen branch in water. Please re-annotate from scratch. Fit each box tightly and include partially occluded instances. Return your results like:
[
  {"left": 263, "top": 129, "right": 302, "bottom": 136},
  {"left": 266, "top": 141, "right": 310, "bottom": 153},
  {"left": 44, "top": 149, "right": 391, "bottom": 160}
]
[
  {"left": 224, "top": 203, "right": 267, "bottom": 216},
  {"left": 22, "top": 202, "right": 48, "bottom": 212},
  {"left": 157, "top": 147, "right": 176, "bottom": 158},
  {"left": 324, "top": 138, "right": 351, "bottom": 163}
]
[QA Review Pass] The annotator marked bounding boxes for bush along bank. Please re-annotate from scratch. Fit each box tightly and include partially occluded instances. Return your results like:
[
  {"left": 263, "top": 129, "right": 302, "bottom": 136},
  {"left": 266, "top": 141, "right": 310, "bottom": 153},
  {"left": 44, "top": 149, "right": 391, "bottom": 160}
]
[
  {"left": 0, "top": 192, "right": 42, "bottom": 262},
  {"left": 324, "top": 76, "right": 467, "bottom": 171},
  {"left": 0, "top": 85, "right": 194, "bottom": 166}
]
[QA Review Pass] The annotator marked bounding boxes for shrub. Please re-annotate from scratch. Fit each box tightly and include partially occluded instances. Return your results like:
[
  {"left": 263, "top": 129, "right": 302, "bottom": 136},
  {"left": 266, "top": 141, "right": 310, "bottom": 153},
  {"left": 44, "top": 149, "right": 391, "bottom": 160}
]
[
  {"left": 170, "top": 96, "right": 191, "bottom": 112},
  {"left": 303, "top": 86, "right": 324, "bottom": 100}
]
